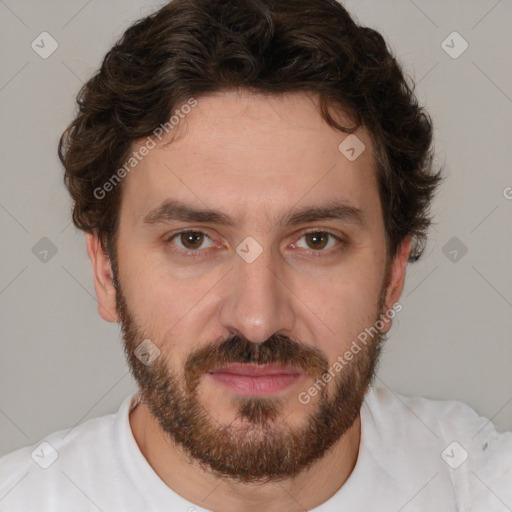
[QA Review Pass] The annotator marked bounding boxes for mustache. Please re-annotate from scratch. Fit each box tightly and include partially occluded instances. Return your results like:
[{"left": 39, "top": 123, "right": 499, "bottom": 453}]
[{"left": 184, "top": 333, "right": 329, "bottom": 392}]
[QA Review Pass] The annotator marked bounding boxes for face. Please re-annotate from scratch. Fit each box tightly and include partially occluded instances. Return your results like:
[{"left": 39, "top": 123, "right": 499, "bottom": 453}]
[{"left": 88, "top": 90, "right": 409, "bottom": 482}]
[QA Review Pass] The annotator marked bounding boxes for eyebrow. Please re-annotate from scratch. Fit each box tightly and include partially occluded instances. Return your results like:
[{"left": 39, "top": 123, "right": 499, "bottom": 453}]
[{"left": 142, "top": 199, "right": 367, "bottom": 229}]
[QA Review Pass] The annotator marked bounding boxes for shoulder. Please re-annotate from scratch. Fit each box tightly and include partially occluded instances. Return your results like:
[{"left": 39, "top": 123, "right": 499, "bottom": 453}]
[
  {"left": 0, "top": 408, "right": 117, "bottom": 509},
  {"left": 365, "top": 386, "right": 494, "bottom": 433},
  {"left": 364, "top": 386, "right": 512, "bottom": 508}
]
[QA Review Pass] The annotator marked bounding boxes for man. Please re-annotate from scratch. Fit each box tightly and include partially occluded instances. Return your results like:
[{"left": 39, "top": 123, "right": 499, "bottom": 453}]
[{"left": 0, "top": 0, "right": 510, "bottom": 510}]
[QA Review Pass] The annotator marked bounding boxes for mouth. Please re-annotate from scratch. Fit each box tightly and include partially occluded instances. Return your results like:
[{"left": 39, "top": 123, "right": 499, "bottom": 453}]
[{"left": 206, "top": 363, "right": 304, "bottom": 396}]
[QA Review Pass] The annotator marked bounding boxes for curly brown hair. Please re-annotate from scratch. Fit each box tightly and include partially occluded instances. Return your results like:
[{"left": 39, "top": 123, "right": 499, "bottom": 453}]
[{"left": 59, "top": 0, "right": 443, "bottom": 263}]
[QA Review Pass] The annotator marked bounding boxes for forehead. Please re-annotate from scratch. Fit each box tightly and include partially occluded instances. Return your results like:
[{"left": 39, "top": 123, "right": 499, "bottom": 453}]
[{"left": 120, "top": 90, "right": 380, "bottom": 229}]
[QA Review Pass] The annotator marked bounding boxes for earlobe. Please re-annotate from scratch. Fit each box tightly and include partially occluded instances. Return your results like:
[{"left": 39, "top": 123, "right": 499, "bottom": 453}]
[{"left": 86, "top": 232, "right": 119, "bottom": 323}]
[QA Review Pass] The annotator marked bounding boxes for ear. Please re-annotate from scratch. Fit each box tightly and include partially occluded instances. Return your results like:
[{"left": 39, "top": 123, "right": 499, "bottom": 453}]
[
  {"left": 86, "top": 232, "right": 119, "bottom": 323},
  {"left": 379, "top": 236, "right": 411, "bottom": 334}
]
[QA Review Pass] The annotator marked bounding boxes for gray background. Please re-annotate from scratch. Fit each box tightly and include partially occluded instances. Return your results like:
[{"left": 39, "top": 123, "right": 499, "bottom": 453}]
[{"left": 0, "top": 0, "right": 511, "bottom": 457}]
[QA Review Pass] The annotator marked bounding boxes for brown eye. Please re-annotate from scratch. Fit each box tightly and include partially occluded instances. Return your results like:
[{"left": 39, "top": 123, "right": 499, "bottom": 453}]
[
  {"left": 296, "top": 231, "right": 340, "bottom": 251},
  {"left": 304, "top": 232, "right": 329, "bottom": 250},
  {"left": 168, "top": 231, "right": 214, "bottom": 252},
  {"left": 180, "top": 232, "right": 204, "bottom": 249}
]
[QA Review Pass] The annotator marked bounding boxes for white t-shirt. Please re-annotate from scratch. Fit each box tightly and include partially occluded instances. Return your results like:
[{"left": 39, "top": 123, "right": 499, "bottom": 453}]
[{"left": 0, "top": 387, "right": 510, "bottom": 511}]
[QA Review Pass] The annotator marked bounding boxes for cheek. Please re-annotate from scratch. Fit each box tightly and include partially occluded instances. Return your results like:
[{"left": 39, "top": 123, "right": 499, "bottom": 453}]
[
  {"left": 303, "top": 262, "right": 384, "bottom": 360},
  {"left": 115, "top": 247, "right": 176, "bottom": 332},
  {"left": 117, "top": 249, "right": 221, "bottom": 351}
]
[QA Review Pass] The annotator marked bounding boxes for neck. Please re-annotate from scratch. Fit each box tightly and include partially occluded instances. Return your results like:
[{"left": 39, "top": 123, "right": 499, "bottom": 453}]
[{"left": 129, "top": 400, "right": 361, "bottom": 511}]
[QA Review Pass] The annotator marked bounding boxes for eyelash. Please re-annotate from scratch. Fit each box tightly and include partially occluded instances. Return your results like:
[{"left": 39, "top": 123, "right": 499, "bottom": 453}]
[{"left": 164, "top": 229, "right": 348, "bottom": 259}]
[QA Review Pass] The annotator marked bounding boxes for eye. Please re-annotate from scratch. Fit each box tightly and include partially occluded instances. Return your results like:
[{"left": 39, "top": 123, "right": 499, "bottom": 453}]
[
  {"left": 165, "top": 229, "right": 347, "bottom": 259},
  {"left": 293, "top": 231, "right": 344, "bottom": 253},
  {"left": 166, "top": 230, "right": 215, "bottom": 255}
]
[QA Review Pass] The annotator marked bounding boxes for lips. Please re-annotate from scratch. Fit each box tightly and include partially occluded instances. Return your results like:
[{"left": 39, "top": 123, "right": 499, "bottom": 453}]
[
  {"left": 207, "top": 363, "right": 303, "bottom": 396},
  {"left": 209, "top": 363, "right": 300, "bottom": 376}
]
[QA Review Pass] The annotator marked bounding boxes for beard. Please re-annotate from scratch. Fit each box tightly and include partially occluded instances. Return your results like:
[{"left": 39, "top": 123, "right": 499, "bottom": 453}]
[{"left": 112, "top": 255, "right": 389, "bottom": 483}]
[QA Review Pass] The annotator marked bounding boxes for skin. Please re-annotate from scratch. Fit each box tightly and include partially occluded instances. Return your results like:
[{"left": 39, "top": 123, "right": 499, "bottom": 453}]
[{"left": 86, "top": 90, "right": 411, "bottom": 511}]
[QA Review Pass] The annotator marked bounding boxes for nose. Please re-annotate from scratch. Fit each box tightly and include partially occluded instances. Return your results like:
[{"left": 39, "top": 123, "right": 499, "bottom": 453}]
[{"left": 218, "top": 243, "right": 296, "bottom": 344}]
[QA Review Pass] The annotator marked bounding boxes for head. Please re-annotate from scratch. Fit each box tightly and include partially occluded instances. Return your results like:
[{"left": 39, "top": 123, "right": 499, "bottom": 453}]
[{"left": 59, "top": 0, "right": 442, "bottom": 483}]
